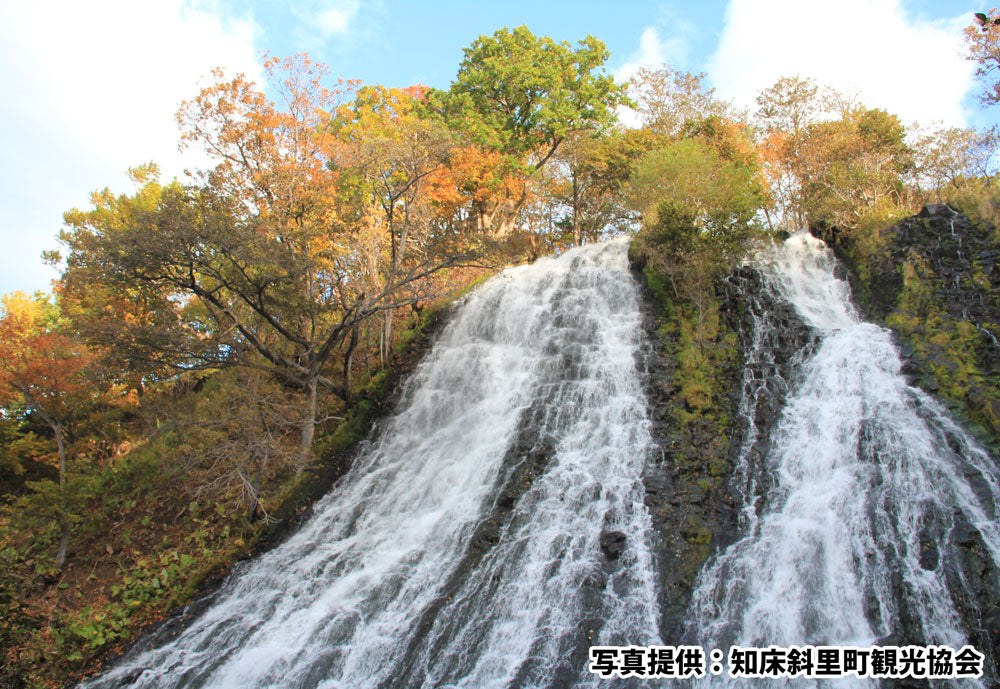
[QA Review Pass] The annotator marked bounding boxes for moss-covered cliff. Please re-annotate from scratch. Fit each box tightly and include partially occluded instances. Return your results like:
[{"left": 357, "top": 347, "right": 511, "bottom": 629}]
[
  {"left": 629, "top": 240, "right": 817, "bottom": 641},
  {"left": 819, "top": 204, "right": 1000, "bottom": 453}
]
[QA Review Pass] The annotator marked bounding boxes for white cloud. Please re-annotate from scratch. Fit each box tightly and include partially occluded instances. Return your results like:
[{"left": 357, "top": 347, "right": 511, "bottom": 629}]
[
  {"left": 708, "top": 0, "right": 975, "bottom": 127},
  {"left": 616, "top": 27, "right": 673, "bottom": 82},
  {"left": 0, "top": 0, "right": 263, "bottom": 294},
  {"left": 615, "top": 8, "right": 701, "bottom": 83},
  {"left": 314, "top": 0, "right": 361, "bottom": 37},
  {"left": 291, "top": 0, "right": 364, "bottom": 46}
]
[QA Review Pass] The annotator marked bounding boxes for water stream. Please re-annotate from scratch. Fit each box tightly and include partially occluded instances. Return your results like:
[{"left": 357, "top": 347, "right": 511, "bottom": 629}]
[
  {"left": 82, "top": 238, "right": 660, "bottom": 689},
  {"left": 686, "top": 232, "right": 1000, "bottom": 687}
]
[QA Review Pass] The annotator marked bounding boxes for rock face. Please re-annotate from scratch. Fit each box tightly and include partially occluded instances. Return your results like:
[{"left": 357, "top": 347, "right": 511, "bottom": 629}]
[
  {"left": 828, "top": 204, "right": 1000, "bottom": 445},
  {"left": 633, "top": 261, "right": 815, "bottom": 642},
  {"left": 598, "top": 530, "right": 627, "bottom": 560},
  {"left": 637, "top": 219, "right": 1000, "bottom": 668},
  {"left": 721, "top": 266, "right": 819, "bottom": 471},
  {"left": 868, "top": 204, "right": 999, "bottom": 323}
]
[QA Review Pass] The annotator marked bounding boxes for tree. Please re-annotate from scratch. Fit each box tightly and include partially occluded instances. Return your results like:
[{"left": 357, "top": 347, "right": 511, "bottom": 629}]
[
  {"left": 755, "top": 75, "right": 821, "bottom": 137},
  {"left": 797, "top": 107, "right": 912, "bottom": 230},
  {"left": 629, "top": 130, "right": 765, "bottom": 340},
  {"left": 431, "top": 26, "right": 628, "bottom": 236},
  {"left": 630, "top": 66, "right": 729, "bottom": 137},
  {"left": 545, "top": 129, "right": 652, "bottom": 245},
  {"left": 58, "top": 166, "right": 230, "bottom": 389},
  {"left": 331, "top": 85, "right": 457, "bottom": 362},
  {"left": 59, "top": 57, "right": 472, "bottom": 464},
  {"left": 176, "top": 55, "right": 350, "bottom": 217},
  {"left": 965, "top": 8, "right": 1000, "bottom": 107},
  {"left": 909, "top": 124, "right": 1000, "bottom": 199},
  {"left": 422, "top": 144, "right": 521, "bottom": 234},
  {"left": 752, "top": 76, "right": 825, "bottom": 230},
  {"left": 0, "top": 293, "right": 96, "bottom": 569},
  {"left": 629, "top": 134, "right": 765, "bottom": 257},
  {"left": 156, "top": 369, "right": 303, "bottom": 523}
]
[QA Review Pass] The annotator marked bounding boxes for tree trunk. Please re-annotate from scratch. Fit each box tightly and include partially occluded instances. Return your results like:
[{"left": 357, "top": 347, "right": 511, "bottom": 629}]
[
  {"left": 528, "top": 232, "right": 539, "bottom": 262},
  {"left": 344, "top": 325, "right": 359, "bottom": 407},
  {"left": 54, "top": 522, "right": 71, "bottom": 571},
  {"left": 247, "top": 442, "right": 269, "bottom": 523},
  {"left": 572, "top": 175, "right": 582, "bottom": 246},
  {"left": 247, "top": 497, "right": 262, "bottom": 523},
  {"left": 381, "top": 309, "right": 394, "bottom": 366},
  {"left": 490, "top": 186, "right": 530, "bottom": 239},
  {"left": 378, "top": 320, "right": 386, "bottom": 367},
  {"left": 298, "top": 377, "right": 318, "bottom": 468},
  {"left": 52, "top": 423, "right": 70, "bottom": 571},
  {"left": 762, "top": 205, "right": 775, "bottom": 233},
  {"left": 365, "top": 321, "right": 371, "bottom": 376}
]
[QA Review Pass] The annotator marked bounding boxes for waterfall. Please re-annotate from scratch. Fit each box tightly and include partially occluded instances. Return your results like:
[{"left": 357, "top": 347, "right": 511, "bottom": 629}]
[
  {"left": 686, "top": 232, "right": 1000, "bottom": 688},
  {"left": 82, "top": 238, "right": 661, "bottom": 689},
  {"left": 83, "top": 231, "right": 999, "bottom": 689}
]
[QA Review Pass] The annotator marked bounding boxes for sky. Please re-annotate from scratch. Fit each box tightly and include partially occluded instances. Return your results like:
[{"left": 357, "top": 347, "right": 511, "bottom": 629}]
[{"left": 0, "top": 0, "right": 996, "bottom": 295}]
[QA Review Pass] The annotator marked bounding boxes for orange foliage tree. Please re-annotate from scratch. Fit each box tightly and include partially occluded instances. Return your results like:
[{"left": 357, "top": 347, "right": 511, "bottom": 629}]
[
  {"left": 0, "top": 293, "right": 97, "bottom": 569},
  {"left": 59, "top": 56, "right": 480, "bottom": 462}
]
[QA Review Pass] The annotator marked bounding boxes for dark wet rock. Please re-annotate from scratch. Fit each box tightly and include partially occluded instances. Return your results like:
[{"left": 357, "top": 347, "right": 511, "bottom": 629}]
[
  {"left": 820, "top": 206, "right": 1000, "bottom": 455},
  {"left": 950, "top": 515, "right": 982, "bottom": 549},
  {"left": 818, "top": 205, "right": 1000, "bottom": 325},
  {"left": 900, "top": 359, "right": 921, "bottom": 379},
  {"left": 982, "top": 607, "right": 1000, "bottom": 639},
  {"left": 599, "top": 530, "right": 627, "bottom": 560},
  {"left": 918, "top": 539, "right": 939, "bottom": 571},
  {"left": 471, "top": 520, "right": 502, "bottom": 550},
  {"left": 945, "top": 524, "right": 1000, "bottom": 684},
  {"left": 117, "top": 668, "right": 146, "bottom": 686},
  {"left": 919, "top": 203, "right": 952, "bottom": 218},
  {"left": 874, "top": 631, "right": 908, "bottom": 647},
  {"left": 632, "top": 256, "right": 815, "bottom": 644}
]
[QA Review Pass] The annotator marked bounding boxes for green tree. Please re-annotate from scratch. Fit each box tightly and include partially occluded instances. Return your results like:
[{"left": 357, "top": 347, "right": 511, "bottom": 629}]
[
  {"left": 629, "top": 134, "right": 764, "bottom": 259},
  {"left": 629, "top": 130, "right": 765, "bottom": 341},
  {"left": 58, "top": 166, "right": 227, "bottom": 389},
  {"left": 431, "top": 25, "right": 628, "bottom": 236},
  {"left": 547, "top": 128, "right": 654, "bottom": 245}
]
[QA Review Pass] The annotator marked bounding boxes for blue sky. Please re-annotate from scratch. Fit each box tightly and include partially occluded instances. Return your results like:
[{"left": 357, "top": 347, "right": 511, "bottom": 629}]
[{"left": 0, "top": 0, "right": 995, "bottom": 295}]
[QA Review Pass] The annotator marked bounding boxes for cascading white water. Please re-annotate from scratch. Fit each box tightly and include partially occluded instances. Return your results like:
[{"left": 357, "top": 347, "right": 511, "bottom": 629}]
[
  {"left": 83, "top": 231, "right": 997, "bottom": 689},
  {"left": 82, "top": 238, "right": 661, "bottom": 689},
  {"left": 687, "top": 232, "right": 1000, "bottom": 688}
]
